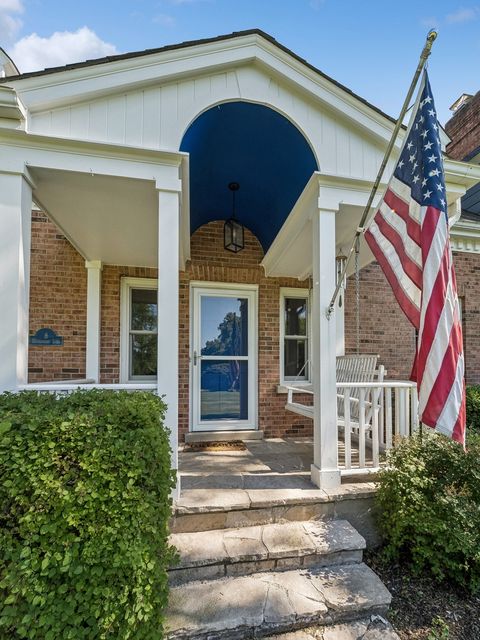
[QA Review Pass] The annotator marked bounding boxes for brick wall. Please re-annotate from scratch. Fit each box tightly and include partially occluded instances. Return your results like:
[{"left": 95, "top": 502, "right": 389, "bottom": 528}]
[
  {"left": 445, "top": 91, "right": 480, "bottom": 161},
  {"left": 178, "top": 221, "right": 313, "bottom": 441},
  {"left": 28, "top": 211, "right": 87, "bottom": 382},
  {"left": 28, "top": 215, "right": 313, "bottom": 439},
  {"left": 344, "top": 252, "right": 480, "bottom": 385}
]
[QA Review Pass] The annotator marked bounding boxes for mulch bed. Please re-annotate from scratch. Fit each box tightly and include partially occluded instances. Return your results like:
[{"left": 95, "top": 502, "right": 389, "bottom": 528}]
[
  {"left": 183, "top": 440, "right": 247, "bottom": 452},
  {"left": 365, "top": 550, "right": 480, "bottom": 640}
]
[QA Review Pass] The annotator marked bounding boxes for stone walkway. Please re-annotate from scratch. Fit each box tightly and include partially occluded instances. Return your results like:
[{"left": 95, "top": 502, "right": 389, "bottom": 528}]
[
  {"left": 276, "top": 616, "right": 399, "bottom": 639},
  {"left": 167, "top": 438, "right": 394, "bottom": 639},
  {"left": 166, "top": 564, "right": 392, "bottom": 639}
]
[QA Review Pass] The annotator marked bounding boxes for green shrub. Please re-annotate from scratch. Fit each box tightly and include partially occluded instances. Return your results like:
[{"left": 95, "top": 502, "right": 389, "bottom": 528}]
[
  {"left": 0, "top": 390, "right": 176, "bottom": 639},
  {"left": 376, "top": 430, "right": 480, "bottom": 593},
  {"left": 466, "top": 385, "right": 480, "bottom": 431}
]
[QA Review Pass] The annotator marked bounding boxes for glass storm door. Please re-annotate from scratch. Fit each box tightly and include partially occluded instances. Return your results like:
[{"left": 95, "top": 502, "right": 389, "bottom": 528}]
[{"left": 191, "top": 285, "right": 257, "bottom": 431}]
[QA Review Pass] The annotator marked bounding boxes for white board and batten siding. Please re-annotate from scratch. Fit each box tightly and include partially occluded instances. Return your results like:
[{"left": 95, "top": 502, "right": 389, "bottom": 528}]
[{"left": 28, "top": 66, "right": 396, "bottom": 183}]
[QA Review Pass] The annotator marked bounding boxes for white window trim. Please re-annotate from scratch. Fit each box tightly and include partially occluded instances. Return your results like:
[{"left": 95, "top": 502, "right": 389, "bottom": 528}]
[
  {"left": 279, "top": 287, "right": 311, "bottom": 385},
  {"left": 120, "top": 277, "right": 158, "bottom": 383}
]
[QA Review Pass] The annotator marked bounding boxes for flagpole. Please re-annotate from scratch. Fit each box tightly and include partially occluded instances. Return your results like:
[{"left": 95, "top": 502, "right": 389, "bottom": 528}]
[{"left": 326, "top": 29, "right": 438, "bottom": 319}]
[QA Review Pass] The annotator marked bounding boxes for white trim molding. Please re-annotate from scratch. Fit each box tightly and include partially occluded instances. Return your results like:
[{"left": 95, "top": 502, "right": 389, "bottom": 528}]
[
  {"left": 189, "top": 281, "right": 259, "bottom": 433},
  {"left": 279, "top": 287, "right": 311, "bottom": 385},
  {"left": 451, "top": 219, "right": 480, "bottom": 254},
  {"left": 120, "top": 277, "right": 158, "bottom": 383}
]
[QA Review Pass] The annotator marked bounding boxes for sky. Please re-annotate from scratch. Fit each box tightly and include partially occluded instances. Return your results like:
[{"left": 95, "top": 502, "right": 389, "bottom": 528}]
[{"left": 0, "top": 0, "right": 478, "bottom": 125}]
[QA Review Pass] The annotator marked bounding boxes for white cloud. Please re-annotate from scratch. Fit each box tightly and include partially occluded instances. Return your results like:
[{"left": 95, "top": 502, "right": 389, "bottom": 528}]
[
  {"left": 420, "top": 16, "right": 440, "bottom": 29},
  {"left": 0, "top": 0, "right": 23, "bottom": 43},
  {"left": 8, "top": 26, "right": 118, "bottom": 73},
  {"left": 153, "top": 13, "right": 176, "bottom": 27},
  {"left": 445, "top": 7, "right": 478, "bottom": 23}
]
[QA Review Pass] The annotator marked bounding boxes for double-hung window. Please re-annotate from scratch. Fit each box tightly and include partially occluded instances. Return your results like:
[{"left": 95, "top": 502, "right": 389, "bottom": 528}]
[
  {"left": 280, "top": 288, "right": 310, "bottom": 383},
  {"left": 120, "top": 278, "right": 158, "bottom": 381}
]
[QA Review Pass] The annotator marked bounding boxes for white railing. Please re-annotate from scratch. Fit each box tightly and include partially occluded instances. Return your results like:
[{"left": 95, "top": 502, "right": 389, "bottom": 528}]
[
  {"left": 18, "top": 381, "right": 157, "bottom": 393},
  {"left": 336, "top": 381, "right": 418, "bottom": 474},
  {"left": 286, "top": 380, "right": 418, "bottom": 475}
]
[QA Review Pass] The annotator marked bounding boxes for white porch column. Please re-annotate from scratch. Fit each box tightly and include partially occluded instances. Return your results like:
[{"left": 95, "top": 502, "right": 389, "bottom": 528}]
[
  {"left": 85, "top": 260, "right": 102, "bottom": 382},
  {"left": 157, "top": 189, "right": 180, "bottom": 496},
  {"left": 0, "top": 172, "right": 33, "bottom": 391},
  {"left": 311, "top": 206, "right": 341, "bottom": 490}
]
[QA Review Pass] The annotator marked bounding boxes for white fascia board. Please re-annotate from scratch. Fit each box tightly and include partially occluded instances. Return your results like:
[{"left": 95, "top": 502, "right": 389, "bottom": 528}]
[
  {"left": 444, "top": 158, "right": 480, "bottom": 189},
  {"left": 5, "top": 32, "right": 398, "bottom": 143},
  {"left": 452, "top": 219, "right": 480, "bottom": 236},
  {"left": 0, "top": 128, "right": 184, "bottom": 190},
  {"left": 4, "top": 38, "right": 259, "bottom": 112}
]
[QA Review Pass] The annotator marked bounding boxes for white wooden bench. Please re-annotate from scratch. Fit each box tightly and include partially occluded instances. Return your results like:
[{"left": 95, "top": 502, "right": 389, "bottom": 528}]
[{"left": 285, "top": 354, "right": 385, "bottom": 426}]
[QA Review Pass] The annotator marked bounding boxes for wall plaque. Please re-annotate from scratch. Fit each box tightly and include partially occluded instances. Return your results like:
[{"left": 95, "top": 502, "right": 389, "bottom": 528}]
[{"left": 29, "top": 328, "right": 64, "bottom": 346}]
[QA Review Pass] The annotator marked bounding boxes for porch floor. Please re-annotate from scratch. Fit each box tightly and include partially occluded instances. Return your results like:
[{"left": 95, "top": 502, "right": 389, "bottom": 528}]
[
  {"left": 175, "top": 437, "right": 382, "bottom": 546},
  {"left": 179, "top": 436, "right": 380, "bottom": 491}
]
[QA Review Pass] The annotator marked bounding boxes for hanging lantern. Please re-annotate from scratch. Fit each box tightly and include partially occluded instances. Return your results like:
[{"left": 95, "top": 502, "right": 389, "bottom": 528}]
[
  {"left": 224, "top": 182, "right": 245, "bottom": 253},
  {"left": 335, "top": 250, "right": 347, "bottom": 307}
]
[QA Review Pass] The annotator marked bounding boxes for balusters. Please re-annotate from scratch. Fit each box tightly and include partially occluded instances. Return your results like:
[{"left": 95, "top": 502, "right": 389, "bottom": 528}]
[
  {"left": 358, "top": 387, "right": 366, "bottom": 468},
  {"left": 344, "top": 387, "right": 351, "bottom": 470}
]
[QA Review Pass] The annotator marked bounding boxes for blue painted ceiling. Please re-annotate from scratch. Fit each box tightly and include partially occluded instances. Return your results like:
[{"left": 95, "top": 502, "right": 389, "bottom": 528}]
[{"left": 180, "top": 101, "right": 318, "bottom": 251}]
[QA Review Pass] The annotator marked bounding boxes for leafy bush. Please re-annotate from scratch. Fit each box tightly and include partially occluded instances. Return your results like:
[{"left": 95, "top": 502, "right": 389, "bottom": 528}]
[
  {"left": 376, "top": 430, "right": 480, "bottom": 593},
  {"left": 466, "top": 385, "right": 480, "bottom": 431},
  {"left": 0, "top": 390, "right": 176, "bottom": 639}
]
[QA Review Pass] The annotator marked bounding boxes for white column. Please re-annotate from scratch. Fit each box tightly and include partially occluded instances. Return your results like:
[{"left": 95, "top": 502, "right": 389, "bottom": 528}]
[
  {"left": 310, "top": 207, "right": 341, "bottom": 490},
  {"left": 85, "top": 260, "right": 102, "bottom": 382},
  {"left": 0, "top": 172, "right": 32, "bottom": 391},
  {"left": 157, "top": 189, "right": 180, "bottom": 497}
]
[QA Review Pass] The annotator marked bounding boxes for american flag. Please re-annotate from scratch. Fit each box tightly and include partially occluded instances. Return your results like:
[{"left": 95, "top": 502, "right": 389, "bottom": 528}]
[{"left": 365, "top": 72, "right": 466, "bottom": 445}]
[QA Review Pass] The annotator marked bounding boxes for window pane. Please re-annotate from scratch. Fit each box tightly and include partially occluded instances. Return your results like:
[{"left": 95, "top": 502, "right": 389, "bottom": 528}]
[
  {"left": 285, "top": 298, "right": 307, "bottom": 336},
  {"left": 130, "top": 334, "right": 157, "bottom": 377},
  {"left": 200, "top": 360, "right": 248, "bottom": 420},
  {"left": 201, "top": 296, "right": 248, "bottom": 356},
  {"left": 131, "top": 289, "right": 157, "bottom": 331},
  {"left": 284, "top": 339, "right": 307, "bottom": 378}
]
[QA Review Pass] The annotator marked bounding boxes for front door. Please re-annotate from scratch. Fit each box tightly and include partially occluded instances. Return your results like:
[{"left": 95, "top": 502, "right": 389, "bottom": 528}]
[{"left": 191, "top": 284, "right": 257, "bottom": 431}]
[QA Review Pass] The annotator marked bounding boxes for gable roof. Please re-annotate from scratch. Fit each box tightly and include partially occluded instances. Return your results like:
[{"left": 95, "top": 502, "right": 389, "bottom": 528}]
[{"left": 0, "top": 29, "right": 396, "bottom": 126}]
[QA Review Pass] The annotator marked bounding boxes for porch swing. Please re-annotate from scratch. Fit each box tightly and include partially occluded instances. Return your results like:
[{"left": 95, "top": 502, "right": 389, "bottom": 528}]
[{"left": 284, "top": 238, "right": 385, "bottom": 434}]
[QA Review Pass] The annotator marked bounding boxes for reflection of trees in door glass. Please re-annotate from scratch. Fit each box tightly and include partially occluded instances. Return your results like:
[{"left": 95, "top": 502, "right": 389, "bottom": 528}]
[{"left": 201, "top": 299, "right": 248, "bottom": 357}]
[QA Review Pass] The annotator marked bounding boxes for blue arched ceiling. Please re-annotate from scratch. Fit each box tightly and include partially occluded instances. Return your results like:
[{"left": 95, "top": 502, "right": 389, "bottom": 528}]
[{"left": 180, "top": 101, "right": 318, "bottom": 251}]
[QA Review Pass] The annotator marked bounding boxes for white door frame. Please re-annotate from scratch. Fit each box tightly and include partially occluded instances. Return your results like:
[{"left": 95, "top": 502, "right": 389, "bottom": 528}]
[{"left": 190, "top": 281, "right": 258, "bottom": 432}]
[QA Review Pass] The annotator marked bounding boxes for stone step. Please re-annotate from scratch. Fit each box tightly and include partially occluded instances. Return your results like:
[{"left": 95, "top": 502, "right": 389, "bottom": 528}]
[
  {"left": 169, "top": 519, "right": 365, "bottom": 585},
  {"left": 165, "top": 563, "right": 392, "bottom": 639},
  {"left": 171, "top": 483, "right": 378, "bottom": 547},
  {"left": 271, "top": 616, "right": 400, "bottom": 639}
]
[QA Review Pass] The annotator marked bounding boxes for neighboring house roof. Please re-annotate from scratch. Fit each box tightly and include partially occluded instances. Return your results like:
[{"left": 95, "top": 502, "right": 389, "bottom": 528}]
[
  {"left": 461, "top": 182, "right": 480, "bottom": 221},
  {"left": 0, "top": 29, "right": 397, "bottom": 126}
]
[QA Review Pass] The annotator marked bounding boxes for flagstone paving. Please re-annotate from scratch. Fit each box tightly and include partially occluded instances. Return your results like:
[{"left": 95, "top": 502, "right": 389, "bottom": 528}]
[
  {"left": 167, "top": 437, "right": 394, "bottom": 639},
  {"left": 274, "top": 616, "right": 400, "bottom": 639},
  {"left": 165, "top": 564, "right": 392, "bottom": 639},
  {"left": 169, "top": 519, "right": 365, "bottom": 584}
]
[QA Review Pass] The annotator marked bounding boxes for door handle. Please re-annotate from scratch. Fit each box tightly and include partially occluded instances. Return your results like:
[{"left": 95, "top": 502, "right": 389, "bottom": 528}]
[{"left": 193, "top": 350, "right": 198, "bottom": 366}]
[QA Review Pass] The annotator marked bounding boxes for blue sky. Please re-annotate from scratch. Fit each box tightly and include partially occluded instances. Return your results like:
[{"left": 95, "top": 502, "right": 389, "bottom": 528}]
[{"left": 1, "top": 0, "right": 478, "bottom": 124}]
